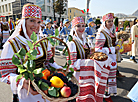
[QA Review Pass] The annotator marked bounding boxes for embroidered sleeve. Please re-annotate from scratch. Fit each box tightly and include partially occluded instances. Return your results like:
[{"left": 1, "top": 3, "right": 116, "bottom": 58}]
[
  {"left": 67, "top": 41, "right": 78, "bottom": 70},
  {"left": 95, "top": 32, "right": 110, "bottom": 55}
]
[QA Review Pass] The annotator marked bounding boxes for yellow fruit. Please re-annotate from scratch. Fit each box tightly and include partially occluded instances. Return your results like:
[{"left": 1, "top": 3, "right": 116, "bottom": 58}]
[{"left": 50, "top": 76, "right": 64, "bottom": 88}]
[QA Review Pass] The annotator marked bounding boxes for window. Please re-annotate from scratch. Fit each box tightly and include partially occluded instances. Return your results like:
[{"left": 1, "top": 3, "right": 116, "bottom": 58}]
[
  {"left": 70, "top": 9, "right": 71, "bottom": 13},
  {"left": 5, "top": 4, "right": 8, "bottom": 12},
  {"left": 47, "top": 0, "right": 50, "bottom": 3},
  {"left": 0, "top": 6, "right": 1, "bottom": 13},
  {"left": 74, "top": 12, "right": 75, "bottom": 16},
  {"left": 1, "top": 0, "right": 3, "bottom": 2},
  {"left": 47, "top": 6, "right": 50, "bottom": 13},
  {"left": 70, "top": 15, "right": 71, "bottom": 19},
  {"left": 9, "top": 3, "right": 11, "bottom": 11},
  {"left": 36, "top": 0, "right": 45, "bottom": 12},
  {"left": 2, "top": 5, "right": 4, "bottom": 13}
]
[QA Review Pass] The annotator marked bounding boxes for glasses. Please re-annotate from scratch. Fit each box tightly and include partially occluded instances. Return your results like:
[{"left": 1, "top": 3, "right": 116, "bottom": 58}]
[{"left": 76, "top": 24, "right": 85, "bottom": 28}]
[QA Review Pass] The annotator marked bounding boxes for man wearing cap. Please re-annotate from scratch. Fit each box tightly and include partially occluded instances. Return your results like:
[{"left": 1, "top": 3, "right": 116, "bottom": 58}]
[
  {"left": 130, "top": 19, "right": 138, "bottom": 63},
  {"left": 85, "top": 17, "right": 96, "bottom": 47}
]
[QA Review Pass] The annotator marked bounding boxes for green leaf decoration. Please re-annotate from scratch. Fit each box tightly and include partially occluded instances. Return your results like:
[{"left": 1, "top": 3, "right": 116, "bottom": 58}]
[
  {"left": 55, "top": 40, "right": 59, "bottom": 46},
  {"left": 69, "top": 68, "right": 74, "bottom": 72},
  {"left": 65, "top": 51, "right": 68, "bottom": 56},
  {"left": 29, "top": 73, "right": 34, "bottom": 81},
  {"left": 55, "top": 29, "right": 59, "bottom": 37},
  {"left": 48, "top": 87, "right": 57, "bottom": 97},
  {"left": 67, "top": 72, "right": 73, "bottom": 78},
  {"left": 49, "top": 57, "right": 54, "bottom": 63},
  {"left": 48, "top": 37, "right": 55, "bottom": 46},
  {"left": 12, "top": 54, "right": 20, "bottom": 65},
  {"left": 18, "top": 48, "right": 26, "bottom": 56},
  {"left": 31, "top": 31, "right": 37, "bottom": 43},
  {"left": 63, "top": 62, "right": 67, "bottom": 69},
  {"left": 30, "top": 49, "right": 37, "bottom": 56},
  {"left": 27, "top": 40, "right": 34, "bottom": 50},
  {"left": 49, "top": 66, "right": 56, "bottom": 72},
  {"left": 23, "top": 71, "right": 29, "bottom": 80},
  {"left": 58, "top": 49, "right": 63, "bottom": 51},
  {"left": 34, "top": 73, "right": 43, "bottom": 78},
  {"left": 15, "top": 53, "right": 24, "bottom": 59},
  {"left": 41, "top": 82, "right": 49, "bottom": 90},
  {"left": 68, "top": 60, "right": 72, "bottom": 65},
  {"left": 18, "top": 66, "right": 26, "bottom": 73},
  {"left": 63, "top": 47, "right": 67, "bottom": 54},
  {"left": 35, "top": 43, "right": 40, "bottom": 47},
  {"left": 16, "top": 74, "right": 22, "bottom": 82},
  {"left": 68, "top": 35, "right": 73, "bottom": 42},
  {"left": 33, "top": 68, "right": 45, "bottom": 75},
  {"left": 83, "top": 9, "right": 86, "bottom": 13},
  {"left": 38, "top": 80, "right": 42, "bottom": 88}
]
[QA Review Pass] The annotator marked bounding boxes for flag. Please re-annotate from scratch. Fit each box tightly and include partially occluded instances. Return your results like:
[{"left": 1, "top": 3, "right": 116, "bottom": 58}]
[
  {"left": 83, "top": 9, "right": 86, "bottom": 13},
  {"left": 81, "top": 10, "right": 84, "bottom": 14},
  {"left": 87, "top": 9, "right": 89, "bottom": 12}
]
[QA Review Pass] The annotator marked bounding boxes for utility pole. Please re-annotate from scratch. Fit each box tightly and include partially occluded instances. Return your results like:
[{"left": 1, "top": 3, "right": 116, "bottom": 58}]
[
  {"left": 53, "top": 0, "right": 56, "bottom": 21},
  {"left": 85, "top": 0, "right": 90, "bottom": 24}
]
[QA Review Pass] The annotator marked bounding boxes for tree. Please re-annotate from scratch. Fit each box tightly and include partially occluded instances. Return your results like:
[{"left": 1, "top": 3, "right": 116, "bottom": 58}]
[
  {"left": 123, "top": 20, "right": 130, "bottom": 30},
  {"left": 114, "top": 17, "right": 118, "bottom": 27},
  {"left": 54, "top": 0, "right": 67, "bottom": 20}
]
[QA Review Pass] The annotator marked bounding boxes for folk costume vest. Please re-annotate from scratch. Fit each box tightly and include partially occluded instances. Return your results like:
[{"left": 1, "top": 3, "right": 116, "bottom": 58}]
[
  {"left": 8, "top": 36, "right": 48, "bottom": 69},
  {"left": 73, "top": 38, "right": 90, "bottom": 59}
]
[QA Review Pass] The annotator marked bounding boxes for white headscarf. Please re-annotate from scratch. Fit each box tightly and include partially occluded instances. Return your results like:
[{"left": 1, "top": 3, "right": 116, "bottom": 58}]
[
  {"left": 69, "top": 26, "right": 87, "bottom": 45},
  {"left": 98, "top": 21, "right": 115, "bottom": 33},
  {"left": 4, "top": 19, "right": 43, "bottom": 47}
]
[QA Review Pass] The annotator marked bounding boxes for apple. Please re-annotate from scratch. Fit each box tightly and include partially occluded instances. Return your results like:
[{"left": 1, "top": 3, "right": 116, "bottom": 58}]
[{"left": 60, "top": 86, "right": 71, "bottom": 97}]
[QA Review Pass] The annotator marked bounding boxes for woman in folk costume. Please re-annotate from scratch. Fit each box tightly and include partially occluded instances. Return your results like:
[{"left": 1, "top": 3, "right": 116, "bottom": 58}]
[
  {"left": 43, "top": 18, "right": 54, "bottom": 37},
  {"left": 85, "top": 17, "right": 96, "bottom": 47},
  {"left": 0, "top": 4, "right": 62, "bottom": 102},
  {"left": 95, "top": 13, "right": 120, "bottom": 102}
]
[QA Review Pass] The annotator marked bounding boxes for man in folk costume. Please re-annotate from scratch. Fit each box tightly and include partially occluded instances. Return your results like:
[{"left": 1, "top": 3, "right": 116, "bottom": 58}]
[
  {"left": 0, "top": 4, "right": 62, "bottom": 102},
  {"left": 130, "top": 19, "right": 138, "bottom": 63},
  {"left": 95, "top": 13, "right": 121, "bottom": 102},
  {"left": 67, "top": 16, "right": 112, "bottom": 102}
]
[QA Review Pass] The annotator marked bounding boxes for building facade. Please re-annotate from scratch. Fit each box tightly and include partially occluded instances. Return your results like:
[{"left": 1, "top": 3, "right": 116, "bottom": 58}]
[
  {"left": 0, "top": 0, "right": 68, "bottom": 23},
  {"left": 68, "top": 7, "right": 85, "bottom": 22}
]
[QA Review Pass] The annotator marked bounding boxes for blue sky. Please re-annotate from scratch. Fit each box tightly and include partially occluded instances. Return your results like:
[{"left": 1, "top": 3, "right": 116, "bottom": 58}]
[{"left": 68, "top": 0, "right": 138, "bottom": 17}]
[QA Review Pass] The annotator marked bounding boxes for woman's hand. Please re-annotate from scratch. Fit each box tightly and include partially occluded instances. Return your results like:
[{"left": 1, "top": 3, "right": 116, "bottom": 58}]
[
  {"left": 23, "top": 79, "right": 39, "bottom": 95},
  {"left": 115, "top": 46, "right": 120, "bottom": 53}
]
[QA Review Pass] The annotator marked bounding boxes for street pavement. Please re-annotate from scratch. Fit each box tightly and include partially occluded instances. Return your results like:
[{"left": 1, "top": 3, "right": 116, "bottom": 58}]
[{"left": 0, "top": 50, "right": 138, "bottom": 102}]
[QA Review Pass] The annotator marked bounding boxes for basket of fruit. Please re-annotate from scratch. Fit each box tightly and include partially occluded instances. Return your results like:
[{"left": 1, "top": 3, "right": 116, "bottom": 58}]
[{"left": 12, "top": 32, "right": 80, "bottom": 102}]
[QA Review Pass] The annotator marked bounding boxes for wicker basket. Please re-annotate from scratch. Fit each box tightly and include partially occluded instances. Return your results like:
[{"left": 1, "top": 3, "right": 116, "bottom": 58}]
[{"left": 31, "top": 37, "right": 80, "bottom": 102}]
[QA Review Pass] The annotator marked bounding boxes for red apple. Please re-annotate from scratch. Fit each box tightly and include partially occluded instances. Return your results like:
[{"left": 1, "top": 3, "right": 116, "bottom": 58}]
[{"left": 60, "top": 86, "right": 71, "bottom": 97}]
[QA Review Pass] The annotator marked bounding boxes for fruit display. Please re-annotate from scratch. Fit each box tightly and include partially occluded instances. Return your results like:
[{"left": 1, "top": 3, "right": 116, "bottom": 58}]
[
  {"left": 87, "top": 52, "right": 108, "bottom": 61},
  {"left": 12, "top": 33, "right": 79, "bottom": 101},
  {"left": 32, "top": 69, "right": 78, "bottom": 99}
]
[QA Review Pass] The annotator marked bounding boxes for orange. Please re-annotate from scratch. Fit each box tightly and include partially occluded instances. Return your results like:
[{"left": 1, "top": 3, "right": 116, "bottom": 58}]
[
  {"left": 41, "top": 69, "right": 51, "bottom": 80},
  {"left": 57, "top": 71, "right": 66, "bottom": 76},
  {"left": 50, "top": 76, "right": 64, "bottom": 88}
]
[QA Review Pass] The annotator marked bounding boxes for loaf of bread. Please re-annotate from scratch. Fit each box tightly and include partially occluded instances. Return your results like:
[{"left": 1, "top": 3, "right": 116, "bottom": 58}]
[{"left": 87, "top": 52, "right": 108, "bottom": 61}]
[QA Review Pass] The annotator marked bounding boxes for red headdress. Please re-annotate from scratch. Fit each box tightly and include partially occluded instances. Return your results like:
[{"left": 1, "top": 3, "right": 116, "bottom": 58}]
[
  {"left": 72, "top": 16, "right": 85, "bottom": 28},
  {"left": 22, "top": 4, "right": 42, "bottom": 19},
  {"left": 102, "top": 13, "right": 114, "bottom": 22}
]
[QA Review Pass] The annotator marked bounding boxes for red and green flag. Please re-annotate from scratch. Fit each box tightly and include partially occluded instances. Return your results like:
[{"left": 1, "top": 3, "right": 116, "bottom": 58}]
[{"left": 81, "top": 9, "right": 89, "bottom": 14}]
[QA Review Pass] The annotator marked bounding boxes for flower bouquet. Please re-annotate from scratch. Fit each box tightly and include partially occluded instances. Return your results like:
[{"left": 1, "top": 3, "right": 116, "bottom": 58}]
[{"left": 12, "top": 32, "right": 80, "bottom": 102}]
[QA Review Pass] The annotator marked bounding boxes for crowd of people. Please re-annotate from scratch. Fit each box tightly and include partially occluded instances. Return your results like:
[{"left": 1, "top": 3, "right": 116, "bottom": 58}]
[{"left": 0, "top": 3, "right": 138, "bottom": 102}]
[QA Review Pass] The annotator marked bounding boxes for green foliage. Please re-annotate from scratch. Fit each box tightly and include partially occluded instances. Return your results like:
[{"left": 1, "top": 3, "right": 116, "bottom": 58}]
[
  {"left": 95, "top": 18, "right": 101, "bottom": 25},
  {"left": 54, "top": 0, "right": 67, "bottom": 18},
  {"left": 123, "top": 20, "right": 130, "bottom": 30},
  {"left": 114, "top": 17, "right": 118, "bottom": 27},
  {"left": 12, "top": 32, "right": 45, "bottom": 82}
]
